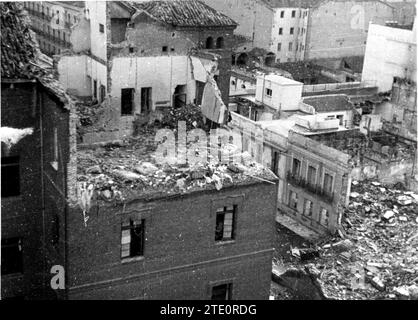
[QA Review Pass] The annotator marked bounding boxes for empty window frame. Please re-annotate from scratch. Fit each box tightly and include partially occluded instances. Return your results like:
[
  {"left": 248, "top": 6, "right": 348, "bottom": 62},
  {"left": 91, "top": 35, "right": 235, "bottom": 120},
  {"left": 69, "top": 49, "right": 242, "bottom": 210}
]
[
  {"left": 291, "top": 157, "right": 301, "bottom": 176},
  {"left": 121, "top": 219, "right": 145, "bottom": 259},
  {"left": 320, "top": 208, "right": 329, "bottom": 226},
  {"left": 215, "top": 205, "right": 236, "bottom": 242},
  {"left": 206, "top": 37, "right": 214, "bottom": 49},
  {"left": 121, "top": 88, "right": 134, "bottom": 115},
  {"left": 307, "top": 165, "right": 317, "bottom": 186},
  {"left": 279, "top": 27, "right": 283, "bottom": 35},
  {"left": 266, "top": 88, "right": 272, "bottom": 97},
  {"left": 290, "top": 27, "right": 294, "bottom": 35},
  {"left": 162, "top": 46, "right": 168, "bottom": 52},
  {"left": 292, "top": 10, "right": 296, "bottom": 18},
  {"left": 303, "top": 199, "right": 313, "bottom": 217},
  {"left": 277, "top": 42, "right": 281, "bottom": 51},
  {"left": 211, "top": 283, "right": 232, "bottom": 300},
  {"left": 289, "top": 191, "right": 298, "bottom": 210},
  {"left": 216, "top": 37, "right": 225, "bottom": 49},
  {"left": 280, "top": 11, "right": 284, "bottom": 18},
  {"left": 1, "top": 238, "right": 23, "bottom": 275},
  {"left": 323, "top": 173, "right": 334, "bottom": 194},
  {"left": 99, "top": 23, "right": 104, "bottom": 33},
  {"left": 1, "top": 156, "right": 20, "bottom": 197},
  {"left": 288, "top": 42, "right": 293, "bottom": 51},
  {"left": 271, "top": 151, "right": 279, "bottom": 175}
]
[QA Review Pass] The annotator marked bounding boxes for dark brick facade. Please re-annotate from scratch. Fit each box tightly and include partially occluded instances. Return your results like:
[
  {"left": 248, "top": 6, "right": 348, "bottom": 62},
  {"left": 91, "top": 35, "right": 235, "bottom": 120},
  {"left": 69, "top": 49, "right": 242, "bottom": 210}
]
[
  {"left": 1, "top": 81, "right": 74, "bottom": 299},
  {"left": 66, "top": 182, "right": 277, "bottom": 300}
]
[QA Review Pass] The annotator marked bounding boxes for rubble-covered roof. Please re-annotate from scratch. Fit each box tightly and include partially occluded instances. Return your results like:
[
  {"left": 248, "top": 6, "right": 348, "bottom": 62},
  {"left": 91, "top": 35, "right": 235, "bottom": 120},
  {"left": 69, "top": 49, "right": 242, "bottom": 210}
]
[
  {"left": 1, "top": 2, "right": 38, "bottom": 79},
  {"left": 127, "top": 0, "right": 238, "bottom": 27},
  {"left": 274, "top": 180, "right": 418, "bottom": 300},
  {"left": 1, "top": 2, "right": 72, "bottom": 106},
  {"left": 77, "top": 127, "right": 277, "bottom": 204},
  {"left": 303, "top": 94, "right": 354, "bottom": 113}
]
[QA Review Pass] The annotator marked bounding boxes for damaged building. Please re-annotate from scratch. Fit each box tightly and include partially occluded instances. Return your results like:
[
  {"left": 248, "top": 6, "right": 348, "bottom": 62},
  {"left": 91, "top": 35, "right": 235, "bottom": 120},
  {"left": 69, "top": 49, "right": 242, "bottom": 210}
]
[
  {"left": 227, "top": 71, "right": 416, "bottom": 237},
  {"left": 55, "top": 0, "right": 237, "bottom": 143},
  {"left": 1, "top": 2, "right": 280, "bottom": 300},
  {"left": 1, "top": 2, "right": 77, "bottom": 299},
  {"left": 67, "top": 128, "right": 278, "bottom": 299}
]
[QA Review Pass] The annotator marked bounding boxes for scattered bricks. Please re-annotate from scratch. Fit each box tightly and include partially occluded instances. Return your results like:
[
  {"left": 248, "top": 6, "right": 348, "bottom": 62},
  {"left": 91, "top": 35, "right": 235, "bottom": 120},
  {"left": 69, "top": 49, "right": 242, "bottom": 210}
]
[
  {"left": 382, "top": 210, "right": 395, "bottom": 221},
  {"left": 112, "top": 169, "right": 142, "bottom": 181},
  {"left": 135, "top": 162, "right": 158, "bottom": 175},
  {"left": 86, "top": 165, "right": 102, "bottom": 174},
  {"left": 370, "top": 276, "right": 385, "bottom": 291},
  {"left": 393, "top": 286, "right": 410, "bottom": 299}
]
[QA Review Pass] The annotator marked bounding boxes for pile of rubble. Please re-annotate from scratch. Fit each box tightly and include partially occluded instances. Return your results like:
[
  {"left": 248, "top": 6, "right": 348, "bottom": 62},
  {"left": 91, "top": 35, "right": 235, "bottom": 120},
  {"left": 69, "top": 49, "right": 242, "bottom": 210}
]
[
  {"left": 275, "top": 180, "right": 418, "bottom": 300},
  {"left": 77, "top": 127, "right": 276, "bottom": 203},
  {"left": 162, "top": 104, "right": 206, "bottom": 131}
]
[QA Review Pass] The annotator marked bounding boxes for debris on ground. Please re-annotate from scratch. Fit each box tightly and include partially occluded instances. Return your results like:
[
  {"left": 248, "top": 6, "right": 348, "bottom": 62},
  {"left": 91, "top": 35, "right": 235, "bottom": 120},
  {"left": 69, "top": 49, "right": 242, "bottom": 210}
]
[{"left": 273, "top": 180, "right": 418, "bottom": 300}]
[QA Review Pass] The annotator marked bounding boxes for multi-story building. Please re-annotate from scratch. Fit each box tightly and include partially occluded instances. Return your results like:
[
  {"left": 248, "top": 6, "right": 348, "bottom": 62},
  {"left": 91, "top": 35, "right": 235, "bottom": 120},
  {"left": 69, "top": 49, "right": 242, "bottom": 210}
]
[
  {"left": 304, "top": 0, "right": 397, "bottom": 60},
  {"left": 1, "top": 2, "right": 77, "bottom": 300},
  {"left": 228, "top": 74, "right": 357, "bottom": 235},
  {"left": 23, "top": 1, "right": 85, "bottom": 56},
  {"left": 268, "top": 1, "right": 309, "bottom": 63},
  {"left": 57, "top": 0, "right": 237, "bottom": 142},
  {"left": 205, "top": 0, "right": 414, "bottom": 64},
  {"left": 282, "top": 131, "right": 351, "bottom": 234}
]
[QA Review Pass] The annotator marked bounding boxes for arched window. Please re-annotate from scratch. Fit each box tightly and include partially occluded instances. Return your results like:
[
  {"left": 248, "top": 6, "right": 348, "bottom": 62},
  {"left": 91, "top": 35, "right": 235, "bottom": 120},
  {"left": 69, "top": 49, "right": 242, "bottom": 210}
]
[
  {"left": 206, "top": 37, "right": 214, "bottom": 49},
  {"left": 216, "top": 37, "right": 224, "bottom": 48}
]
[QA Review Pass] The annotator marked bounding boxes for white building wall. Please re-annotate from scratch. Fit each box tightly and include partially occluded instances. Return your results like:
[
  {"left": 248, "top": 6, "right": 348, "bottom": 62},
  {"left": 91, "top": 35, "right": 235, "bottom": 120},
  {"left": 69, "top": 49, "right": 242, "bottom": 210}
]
[
  {"left": 85, "top": 0, "right": 107, "bottom": 61},
  {"left": 256, "top": 75, "right": 303, "bottom": 110},
  {"left": 110, "top": 56, "right": 198, "bottom": 114},
  {"left": 57, "top": 55, "right": 90, "bottom": 96},
  {"left": 270, "top": 8, "right": 308, "bottom": 63},
  {"left": 230, "top": 76, "right": 256, "bottom": 96},
  {"left": 362, "top": 22, "right": 417, "bottom": 92}
]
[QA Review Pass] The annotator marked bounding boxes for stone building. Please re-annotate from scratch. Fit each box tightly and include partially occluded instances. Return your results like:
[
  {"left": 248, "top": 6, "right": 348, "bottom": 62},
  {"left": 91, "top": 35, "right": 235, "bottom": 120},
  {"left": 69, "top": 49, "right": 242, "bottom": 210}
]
[{"left": 22, "top": 1, "right": 85, "bottom": 56}]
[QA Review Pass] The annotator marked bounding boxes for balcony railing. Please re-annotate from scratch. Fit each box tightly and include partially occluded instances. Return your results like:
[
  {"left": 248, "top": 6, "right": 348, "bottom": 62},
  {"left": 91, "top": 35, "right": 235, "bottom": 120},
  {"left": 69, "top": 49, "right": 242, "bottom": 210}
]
[{"left": 286, "top": 172, "right": 334, "bottom": 203}]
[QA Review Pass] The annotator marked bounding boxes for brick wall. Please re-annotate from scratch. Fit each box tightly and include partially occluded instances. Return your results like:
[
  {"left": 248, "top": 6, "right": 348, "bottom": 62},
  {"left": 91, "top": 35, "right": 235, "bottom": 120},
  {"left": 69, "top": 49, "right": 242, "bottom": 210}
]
[
  {"left": 66, "top": 182, "right": 277, "bottom": 300},
  {"left": 1, "top": 82, "right": 73, "bottom": 299}
]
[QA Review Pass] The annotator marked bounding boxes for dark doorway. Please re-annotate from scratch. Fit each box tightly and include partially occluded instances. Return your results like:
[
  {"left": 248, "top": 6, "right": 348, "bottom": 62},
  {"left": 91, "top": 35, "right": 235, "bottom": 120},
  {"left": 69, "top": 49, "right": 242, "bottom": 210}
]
[
  {"left": 141, "top": 87, "right": 152, "bottom": 113},
  {"left": 121, "top": 88, "right": 134, "bottom": 115},
  {"left": 173, "top": 85, "right": 187, "bottom": 109}
]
